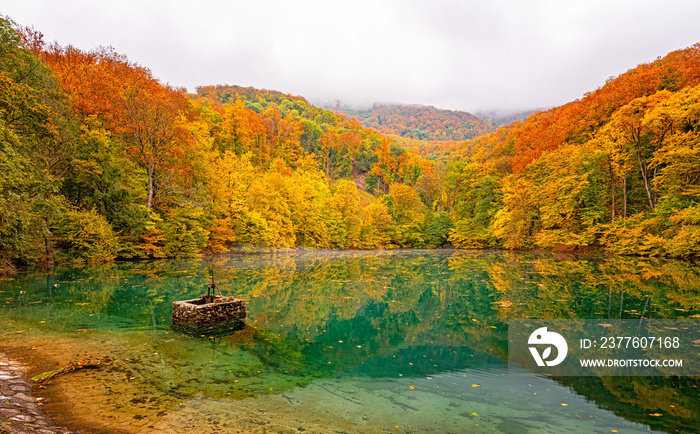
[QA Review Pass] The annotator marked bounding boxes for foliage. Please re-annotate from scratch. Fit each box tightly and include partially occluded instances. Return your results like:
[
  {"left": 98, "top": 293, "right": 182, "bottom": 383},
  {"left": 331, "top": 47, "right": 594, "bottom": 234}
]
[
  {"left": 2, "top": 13, "right": 700, "bottom": 266},
  {"left": 53, "top": 208, "right": 120, "bottom": 263},
  {"left": 333, "top": 103, "right": 499, "bottom": 159},
  {"left": 449, "top": 44, "right": 700, "bottom": 257}
]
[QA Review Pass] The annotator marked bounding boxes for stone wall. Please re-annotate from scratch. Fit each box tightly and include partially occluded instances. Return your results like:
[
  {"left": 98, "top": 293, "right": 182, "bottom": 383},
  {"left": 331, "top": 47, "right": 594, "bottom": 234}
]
[{"left": 172, "top": 295, "right": 246, "bottom": 326}]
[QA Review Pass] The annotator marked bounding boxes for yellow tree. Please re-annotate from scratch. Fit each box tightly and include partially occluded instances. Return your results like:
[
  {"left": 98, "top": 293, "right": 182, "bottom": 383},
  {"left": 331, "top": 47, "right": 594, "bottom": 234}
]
[
  {"left": 489, "top": 175, "right": 537, "bottom": 249},
  {"left": 329, "top": 180, "right": 363, "bottom": 248},
  {"left": 603, "top": 91, "right": 673, "bottom": 210}
]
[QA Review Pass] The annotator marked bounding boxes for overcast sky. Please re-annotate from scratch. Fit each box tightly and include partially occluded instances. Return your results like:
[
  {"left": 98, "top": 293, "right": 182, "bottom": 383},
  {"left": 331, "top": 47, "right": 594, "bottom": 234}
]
[{"left": 3, "top": 0, "right": 700, "bottom": 113}]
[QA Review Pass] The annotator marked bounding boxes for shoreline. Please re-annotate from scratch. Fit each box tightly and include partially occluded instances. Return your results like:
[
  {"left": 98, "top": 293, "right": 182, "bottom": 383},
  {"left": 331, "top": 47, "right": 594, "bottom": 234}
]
[
  {"left": 0, "top": 352, "right": 75, "bottom": 434},
  {"left": 0, "top": 335, "right": 335, "bottom": 433}
]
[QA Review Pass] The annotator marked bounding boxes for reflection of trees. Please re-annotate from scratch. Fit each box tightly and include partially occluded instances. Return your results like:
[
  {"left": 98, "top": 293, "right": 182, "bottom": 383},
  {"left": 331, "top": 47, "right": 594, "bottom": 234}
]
[
  {"left": 441, "top": 252, "right": 700, "bottom": 433},
  {"left": 554, "top": 375, "right": 700, "bottom": 433},
  {"left": 2, "top": 250, "right": 698, "bottom": 429},
  {"left": 5, "top": 250, "right": 698, "bottom": 340},
  {"left": 460, "top": 253, "right": 700, "bottom": 321}
]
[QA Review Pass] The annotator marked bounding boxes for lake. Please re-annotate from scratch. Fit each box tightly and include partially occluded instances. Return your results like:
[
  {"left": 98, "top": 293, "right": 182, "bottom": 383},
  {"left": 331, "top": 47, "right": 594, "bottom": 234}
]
[{"left": 0, "top": 249, "right": 698, "bottom": 433}]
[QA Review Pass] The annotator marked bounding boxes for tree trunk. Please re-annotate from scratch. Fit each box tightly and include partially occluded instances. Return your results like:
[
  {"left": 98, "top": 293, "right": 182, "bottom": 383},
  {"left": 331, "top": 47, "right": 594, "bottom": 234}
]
[
  {"left": 636, "top": 149, "right": 655, "bottom": 210},
  {"left": 147, "top": 164, "right": 155, "bottom": 212},
  {"left": 44, "top": 215, "right": 54, "bottom": 268},
  {"left": 622, "top": 177, "right": 627, "bottom": 221},
  {"left": 652, "top": 165, "right": 659, "bottom": 206},
  {"left": 611, "top": 176, "right": 616, "bottom": 219}
]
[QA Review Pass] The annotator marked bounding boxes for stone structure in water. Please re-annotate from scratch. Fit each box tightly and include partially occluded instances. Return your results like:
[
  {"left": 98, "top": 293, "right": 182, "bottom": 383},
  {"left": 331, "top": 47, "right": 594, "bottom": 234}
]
[{"left": 172, "top": 295, "right": 246, "bottom": 326}]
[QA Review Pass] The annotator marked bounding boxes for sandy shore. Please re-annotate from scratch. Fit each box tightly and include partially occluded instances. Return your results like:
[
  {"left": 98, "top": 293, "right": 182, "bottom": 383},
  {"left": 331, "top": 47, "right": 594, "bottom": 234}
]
[{"left": 0, "top": 336, "right": 335, "bottom": 433}]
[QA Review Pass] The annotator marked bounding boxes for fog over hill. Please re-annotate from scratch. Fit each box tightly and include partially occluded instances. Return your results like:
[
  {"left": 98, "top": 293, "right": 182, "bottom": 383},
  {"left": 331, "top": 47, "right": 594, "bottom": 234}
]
[{"left": 474, "top": 108, "right": 548, "bottom": 126}]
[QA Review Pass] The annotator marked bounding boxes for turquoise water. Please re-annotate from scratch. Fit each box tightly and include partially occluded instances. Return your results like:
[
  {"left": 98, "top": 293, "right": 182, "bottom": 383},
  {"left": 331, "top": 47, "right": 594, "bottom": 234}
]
[{"left": 0, "top": 250, "right": 698, "bottom": 432}]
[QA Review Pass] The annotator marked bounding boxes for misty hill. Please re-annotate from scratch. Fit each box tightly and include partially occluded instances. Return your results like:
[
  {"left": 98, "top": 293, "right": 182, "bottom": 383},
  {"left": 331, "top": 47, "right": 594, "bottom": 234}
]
[
  {"left": 474, "top": 108, "right": 545, "bottom": 126},
  {"left": 330, "top": 103, "right": 499, "bottom": 142},
  {"left": 461, "top": 44, "right": 700, "bottom": 171}
]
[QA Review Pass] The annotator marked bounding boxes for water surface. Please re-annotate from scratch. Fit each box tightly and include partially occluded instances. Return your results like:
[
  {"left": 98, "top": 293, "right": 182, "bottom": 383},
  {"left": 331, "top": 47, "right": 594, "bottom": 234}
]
[{"left": 0, "top": 250, "right": 698, "bottom": 433}]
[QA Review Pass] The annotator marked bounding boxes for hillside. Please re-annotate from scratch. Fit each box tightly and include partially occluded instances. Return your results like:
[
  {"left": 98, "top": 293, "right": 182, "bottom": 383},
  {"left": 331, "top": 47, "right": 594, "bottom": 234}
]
[
  {"left": 448, "top": 43, "right": 700, "bottom": 257},
  {"left": 330, "top": 103, "right": 499, "bottom": 158},
  {"left": 333, "top": 103, "right": 498, "bottom": 141},
  {"left": 1, "top": 12, "right": 699, "bottom": 270},
  {"left": 0, "top": 15, "right": 450, "bottom": 271},
  {"left": 474, "top": 108, "right": 544, "bottom": 126},
  {"left": 196, "top": 84, "right": 310, "bottom": 108}
]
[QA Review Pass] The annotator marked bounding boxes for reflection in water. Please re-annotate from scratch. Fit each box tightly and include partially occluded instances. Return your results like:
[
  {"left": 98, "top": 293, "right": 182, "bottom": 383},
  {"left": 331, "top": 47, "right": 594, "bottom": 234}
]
[{"left": 0, "top": 250, "right": 698, "bottom": 432}]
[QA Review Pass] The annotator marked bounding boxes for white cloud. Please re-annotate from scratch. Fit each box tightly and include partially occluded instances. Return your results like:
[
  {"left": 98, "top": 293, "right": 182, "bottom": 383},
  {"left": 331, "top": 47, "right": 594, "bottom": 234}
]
[{"left": 3, "top": 0, "right": 700, "bottom": 112}]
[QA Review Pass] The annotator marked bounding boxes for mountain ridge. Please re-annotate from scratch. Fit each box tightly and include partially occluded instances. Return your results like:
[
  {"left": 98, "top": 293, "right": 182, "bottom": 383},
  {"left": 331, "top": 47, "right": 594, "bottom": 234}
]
[{"left": 329, "top": 102, "right": 499, "bottom": 143}]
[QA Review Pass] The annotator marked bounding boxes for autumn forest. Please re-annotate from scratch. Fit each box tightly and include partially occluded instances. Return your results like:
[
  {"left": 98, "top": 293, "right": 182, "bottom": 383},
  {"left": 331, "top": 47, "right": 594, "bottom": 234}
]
[{"left": 2, "top": 15, "right": 700, "bottom": 271}]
